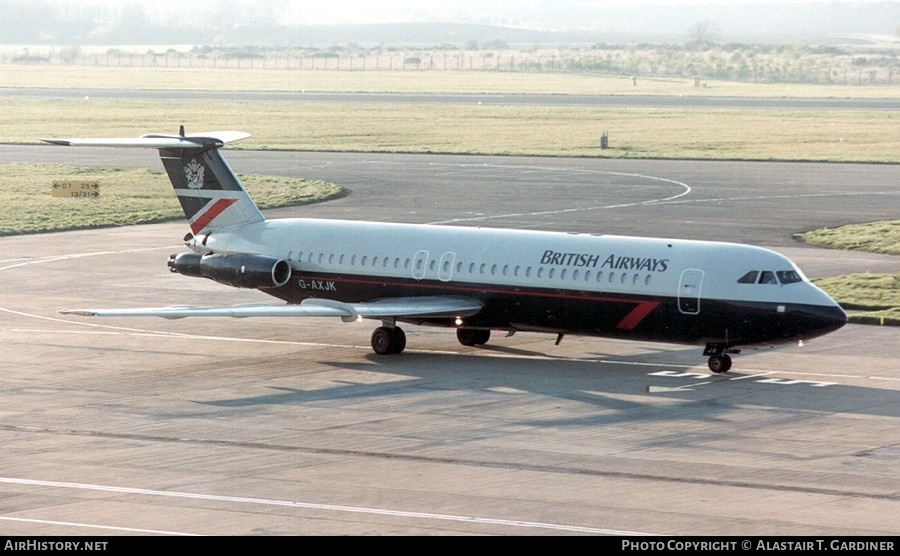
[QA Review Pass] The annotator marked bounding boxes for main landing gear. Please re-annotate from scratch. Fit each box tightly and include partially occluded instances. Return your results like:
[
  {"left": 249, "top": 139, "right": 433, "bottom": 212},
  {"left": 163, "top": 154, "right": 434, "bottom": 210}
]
[
  {"left": 371, "top": 326, "right": 406, "bottom": 355},
  {"left": 456, "top": 328, "right": 491, "bottom": 346},
  {"left": 370, "top": 326, "right": 492, "bottom": 355}
]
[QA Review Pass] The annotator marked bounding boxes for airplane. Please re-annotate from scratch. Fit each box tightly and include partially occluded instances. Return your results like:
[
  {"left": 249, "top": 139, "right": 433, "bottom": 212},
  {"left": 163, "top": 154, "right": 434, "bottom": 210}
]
[{"left": 47, "top": 129, "right": 847, "bottom": 373}]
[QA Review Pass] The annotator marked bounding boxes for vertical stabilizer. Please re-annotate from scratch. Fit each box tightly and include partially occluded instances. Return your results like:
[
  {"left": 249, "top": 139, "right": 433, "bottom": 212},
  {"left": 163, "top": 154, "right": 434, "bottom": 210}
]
[
  {"left": 158, "top": 143, "right": 264, "bottom": 235},
  {"left": 44, "top": 130, "right": 263, "bottom": 236}
]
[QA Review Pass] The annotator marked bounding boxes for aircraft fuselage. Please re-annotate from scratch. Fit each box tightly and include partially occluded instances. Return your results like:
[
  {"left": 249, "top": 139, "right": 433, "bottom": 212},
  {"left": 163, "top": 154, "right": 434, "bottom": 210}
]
[{"left": 202, "top": 218, "right": 847, "bottom": 350}]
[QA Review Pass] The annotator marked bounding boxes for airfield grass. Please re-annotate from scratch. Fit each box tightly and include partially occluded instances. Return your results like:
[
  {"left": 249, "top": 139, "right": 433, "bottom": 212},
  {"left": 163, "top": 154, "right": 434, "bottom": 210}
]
[
  {"left": 805, "top": 221, "right": 900, "bottom": 325},
  {"left": 813, "top": 272, "right": 900, "bottom": 326},
  {"left": 7, "top": 65, "right": 900, "bottom": 98},
  {"left": 4, "top": 99, "right": 898, "bottom": 163},
  {"left": 2, "top": 65, "right": 897, "bottom": 323},
  {"left": 803, "top": 220, "right": 900, "bottom": 256},
  {"left": 0, "top": 163, "right": 342, "bottom": 236}
]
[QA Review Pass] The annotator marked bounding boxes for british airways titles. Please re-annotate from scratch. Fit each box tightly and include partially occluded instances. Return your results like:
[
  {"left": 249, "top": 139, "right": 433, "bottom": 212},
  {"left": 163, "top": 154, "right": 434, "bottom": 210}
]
[{"left": 541, "top": 250, "right": 670, "bottom": 273}]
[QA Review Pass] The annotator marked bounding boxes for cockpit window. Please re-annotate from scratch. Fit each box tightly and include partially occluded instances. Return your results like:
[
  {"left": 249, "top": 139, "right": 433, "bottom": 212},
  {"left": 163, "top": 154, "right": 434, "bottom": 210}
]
[
  {"left": 777, "top": 270, "right": 803, "bottom": 284},
  {"left": 739, "top": 269, "right": 803, "bottom": 285}
]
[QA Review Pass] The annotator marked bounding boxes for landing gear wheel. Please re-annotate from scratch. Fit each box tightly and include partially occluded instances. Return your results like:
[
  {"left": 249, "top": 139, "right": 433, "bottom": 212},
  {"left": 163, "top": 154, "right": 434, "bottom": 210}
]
[
  {"left": 456, "top": 328, "right": 490, "bottom": 346},
  {"left": 390, "top": 326, "right": 406, "bottom": 353},
  {"left": 708, "top": 354, "right": 732, "bottom": 373},
  {"left": 371, "top": 326, "right": 406, "bottom": 355}
]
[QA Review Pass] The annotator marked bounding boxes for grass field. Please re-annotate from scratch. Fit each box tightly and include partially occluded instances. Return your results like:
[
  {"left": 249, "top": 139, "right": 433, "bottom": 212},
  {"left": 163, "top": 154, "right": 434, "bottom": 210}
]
[
  {"left": 4, "top": 65, "right": 900, "bottom": 163},
  {"left": 4, "top": 99, "right": 898, "bottom": 163},
  {"left": 1, "top": 64, "right": 896, "bottom": 323},
  {"left": 805, "top": 221, "right": 900, "bottom": 325},
  {"left": 0, "top": 163, "right": 342, "bottom": 236},
  {"left": 7, "top": 65, "right": 900, "bottom": 98}
]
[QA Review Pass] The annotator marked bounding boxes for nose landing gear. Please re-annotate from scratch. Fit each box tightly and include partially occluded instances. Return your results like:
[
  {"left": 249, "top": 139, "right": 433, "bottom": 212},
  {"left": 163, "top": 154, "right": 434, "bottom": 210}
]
[
  {"left": 704, "top": 344, "right": 737, "bottom": 373},
  {"left": 707, "top": 354, "right": 732, "bottom": 373}
]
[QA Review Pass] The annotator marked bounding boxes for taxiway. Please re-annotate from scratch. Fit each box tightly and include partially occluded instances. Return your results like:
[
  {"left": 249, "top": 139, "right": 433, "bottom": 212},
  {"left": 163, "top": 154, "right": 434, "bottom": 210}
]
[{"left": 0, "top": 151, "right": 897, "bottom": 535}]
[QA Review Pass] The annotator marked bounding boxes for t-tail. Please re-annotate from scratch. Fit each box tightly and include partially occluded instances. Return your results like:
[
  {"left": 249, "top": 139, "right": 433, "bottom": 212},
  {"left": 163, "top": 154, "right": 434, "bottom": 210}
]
[{"left": 45, "top": 128, "right": 263, "bottom": 235}]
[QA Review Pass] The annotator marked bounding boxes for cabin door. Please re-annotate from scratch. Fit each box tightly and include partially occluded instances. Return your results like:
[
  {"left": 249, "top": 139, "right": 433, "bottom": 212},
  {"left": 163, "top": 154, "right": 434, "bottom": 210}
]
[{"left": 678, "top": 269, "right": 704, "bottom": 315}]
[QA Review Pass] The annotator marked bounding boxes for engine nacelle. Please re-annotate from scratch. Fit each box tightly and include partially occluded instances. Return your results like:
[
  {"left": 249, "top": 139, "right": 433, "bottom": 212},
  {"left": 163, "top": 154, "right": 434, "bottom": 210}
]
[{"left": 168, "top": 252, "right": 291, "bottom": 289}]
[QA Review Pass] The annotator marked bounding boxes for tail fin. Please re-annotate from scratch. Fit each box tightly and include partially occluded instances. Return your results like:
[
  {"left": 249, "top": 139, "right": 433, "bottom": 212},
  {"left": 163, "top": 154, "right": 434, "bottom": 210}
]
[{"left": 45, "top": 129, "right": 264, "bottom": 235}]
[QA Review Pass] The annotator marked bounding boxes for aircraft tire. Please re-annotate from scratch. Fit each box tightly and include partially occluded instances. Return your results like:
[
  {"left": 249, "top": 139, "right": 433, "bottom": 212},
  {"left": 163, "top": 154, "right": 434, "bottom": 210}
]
[
  {"left": 371, "top": 326, "right": 405, "bottom": 355},
  {"left": 708, "top": 354, "right": 732, "bottom": 373},
  {"left": 457, "top": 328, "right": 490, "bottom": 346},
  {"left": 391, "top": 326, "right": 407, "bottom": 354}
]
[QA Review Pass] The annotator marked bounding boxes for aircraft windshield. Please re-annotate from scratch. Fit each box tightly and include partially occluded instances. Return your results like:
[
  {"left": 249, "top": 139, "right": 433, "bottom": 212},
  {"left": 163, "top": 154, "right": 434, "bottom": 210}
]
[
  {"left": 777, "top": 270, "right": 803, "bottom": 284},
  {"left": 738, "top": 270, "right": 804, "bottom": 285}
]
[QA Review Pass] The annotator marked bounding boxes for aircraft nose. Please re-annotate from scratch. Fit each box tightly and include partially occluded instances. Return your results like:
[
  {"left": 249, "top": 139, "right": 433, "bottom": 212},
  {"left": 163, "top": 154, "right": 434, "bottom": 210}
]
[{"left": 800, "top": 302, "right": 847, "bottom": 339}]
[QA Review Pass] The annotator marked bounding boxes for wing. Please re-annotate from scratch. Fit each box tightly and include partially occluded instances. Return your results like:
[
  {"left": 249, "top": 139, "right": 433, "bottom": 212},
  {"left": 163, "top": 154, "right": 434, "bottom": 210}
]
[{"left": 60, "top": 296, "right": 483, "bottom": 323}]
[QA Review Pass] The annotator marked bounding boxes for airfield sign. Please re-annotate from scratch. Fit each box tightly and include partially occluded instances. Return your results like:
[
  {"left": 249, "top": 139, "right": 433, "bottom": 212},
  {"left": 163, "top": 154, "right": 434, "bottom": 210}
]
[{"left": 52, "top": 180, "right": 100, "bottom": 198}]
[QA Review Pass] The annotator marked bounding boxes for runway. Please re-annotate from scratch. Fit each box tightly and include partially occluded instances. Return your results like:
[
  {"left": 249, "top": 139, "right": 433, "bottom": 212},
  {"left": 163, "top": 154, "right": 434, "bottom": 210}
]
[
  {"left": 0, "top": 151, "right": 898, "bottom": 535},
  {"left": 3, "top": 87, "right": 899, "bottom": 110}
]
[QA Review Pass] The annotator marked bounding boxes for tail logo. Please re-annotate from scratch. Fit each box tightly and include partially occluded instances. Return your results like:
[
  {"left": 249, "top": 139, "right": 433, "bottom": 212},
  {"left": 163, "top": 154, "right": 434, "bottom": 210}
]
[{"left": 185, "top": 159, "right": 205, "bottom": 189}]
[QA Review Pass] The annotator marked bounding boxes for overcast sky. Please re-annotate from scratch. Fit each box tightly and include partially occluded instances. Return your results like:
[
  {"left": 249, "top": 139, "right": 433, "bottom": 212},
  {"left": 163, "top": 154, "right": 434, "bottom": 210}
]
[{"left": 78, "top": 0, "right": 890, "bottom": 27}]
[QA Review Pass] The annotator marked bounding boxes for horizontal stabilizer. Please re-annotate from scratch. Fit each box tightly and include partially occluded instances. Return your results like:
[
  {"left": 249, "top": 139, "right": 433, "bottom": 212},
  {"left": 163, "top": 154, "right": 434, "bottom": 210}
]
[
  {"left": 59, "top": 296, "right": 483, "bottom": 322},
  {"left": 43, "top": 131, "right": 251, "bottom": 149}
]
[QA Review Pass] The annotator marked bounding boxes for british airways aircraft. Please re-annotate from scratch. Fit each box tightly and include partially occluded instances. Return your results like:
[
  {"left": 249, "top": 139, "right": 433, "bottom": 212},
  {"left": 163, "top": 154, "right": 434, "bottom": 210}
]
[{"left": 48, "top": 129, "right": 847, "bottom": 373}]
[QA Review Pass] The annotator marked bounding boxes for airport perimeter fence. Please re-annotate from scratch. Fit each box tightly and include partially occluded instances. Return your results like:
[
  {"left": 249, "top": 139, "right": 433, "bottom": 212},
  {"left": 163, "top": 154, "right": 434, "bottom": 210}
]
[{"left": 3, "top": 47, "right": 896, "bottom": 86}]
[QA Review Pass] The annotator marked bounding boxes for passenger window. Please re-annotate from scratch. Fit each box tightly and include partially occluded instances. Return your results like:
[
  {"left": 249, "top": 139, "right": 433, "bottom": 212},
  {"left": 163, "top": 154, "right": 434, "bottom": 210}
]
[
  {"left": 758, "top": 271, "right": 778, "bottom": 284},
  {"left": 777, "top": 270, "right": 802, "bottom": 284},
  {"left": 738, "top": 271, "right": 758, "bottom": 284}
]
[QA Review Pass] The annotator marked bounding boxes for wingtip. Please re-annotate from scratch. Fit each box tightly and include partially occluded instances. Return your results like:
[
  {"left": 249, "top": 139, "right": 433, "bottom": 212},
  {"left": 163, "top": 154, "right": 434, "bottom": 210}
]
[
  {"left": 59, "top": 309, "right": 97, "bottom": 317},
  {"left": 43, "top": 139, "right": 72, "bottom": 146}
]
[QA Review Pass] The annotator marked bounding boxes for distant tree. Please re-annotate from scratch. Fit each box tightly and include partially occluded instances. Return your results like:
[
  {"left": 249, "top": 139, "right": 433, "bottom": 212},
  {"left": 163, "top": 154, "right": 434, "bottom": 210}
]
[{"left": 686, "top": 21, "right": 720, "bottom": 49}]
